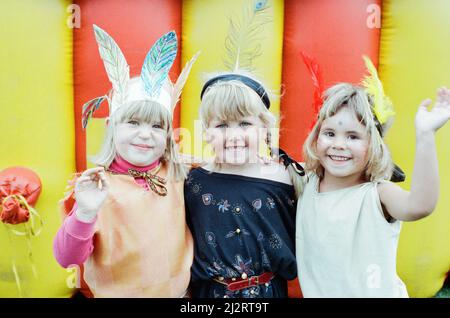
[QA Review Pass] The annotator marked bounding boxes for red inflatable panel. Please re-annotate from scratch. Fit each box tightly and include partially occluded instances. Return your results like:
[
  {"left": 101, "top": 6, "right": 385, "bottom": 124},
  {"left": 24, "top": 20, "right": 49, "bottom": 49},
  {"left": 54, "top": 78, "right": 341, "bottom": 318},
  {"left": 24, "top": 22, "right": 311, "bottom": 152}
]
[
  {"left": 281, "top": 0, "right": 381, "bottom": 298},
  {"left": 280, "top": 0, "right": 381, "bottom": 161},
  {"left": 73, "top": 0, "right": 181, "bottom": 171}
]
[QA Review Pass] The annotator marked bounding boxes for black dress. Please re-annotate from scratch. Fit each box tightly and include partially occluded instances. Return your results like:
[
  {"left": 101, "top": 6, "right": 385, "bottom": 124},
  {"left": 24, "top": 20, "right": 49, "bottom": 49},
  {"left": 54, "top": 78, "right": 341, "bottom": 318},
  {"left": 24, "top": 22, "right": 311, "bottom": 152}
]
[{"left": 185, "top": 167, "right": 297, "bottom": 298}]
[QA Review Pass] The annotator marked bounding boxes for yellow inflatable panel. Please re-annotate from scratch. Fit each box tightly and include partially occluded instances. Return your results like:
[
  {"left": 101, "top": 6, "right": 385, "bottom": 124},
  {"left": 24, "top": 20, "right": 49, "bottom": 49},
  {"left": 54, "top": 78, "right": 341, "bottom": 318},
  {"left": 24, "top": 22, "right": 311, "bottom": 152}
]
[
  {"left": 380, "top": 0, "right": 450, "bottom": 297},
  {"left": 0, "top": 0, "right": 74, "bottom": 297},
  {"left": 180, "top": 0, "right": 284, "bottom": 156}
]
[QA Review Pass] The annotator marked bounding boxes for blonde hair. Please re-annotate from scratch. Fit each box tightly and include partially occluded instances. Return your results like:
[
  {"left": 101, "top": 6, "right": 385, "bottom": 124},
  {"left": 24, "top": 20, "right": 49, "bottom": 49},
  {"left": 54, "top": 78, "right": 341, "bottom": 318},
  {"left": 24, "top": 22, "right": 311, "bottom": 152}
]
[
  {"left": 303, "top": 82, "right": 393, "bottom": 182},
  {"left": 199, "top": 71, "right": 304, "bottom": 197},
  {"left": 89, "top": 79, "right": 186, "bottom": 182}
]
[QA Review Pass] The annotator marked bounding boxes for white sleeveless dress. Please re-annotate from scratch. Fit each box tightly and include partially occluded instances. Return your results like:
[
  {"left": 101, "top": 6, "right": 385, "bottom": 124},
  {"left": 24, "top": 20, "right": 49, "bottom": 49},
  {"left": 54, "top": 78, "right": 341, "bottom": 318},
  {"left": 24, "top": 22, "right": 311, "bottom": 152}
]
[{"left": 296, "top": 173, "right": 408, "bottom": 298}]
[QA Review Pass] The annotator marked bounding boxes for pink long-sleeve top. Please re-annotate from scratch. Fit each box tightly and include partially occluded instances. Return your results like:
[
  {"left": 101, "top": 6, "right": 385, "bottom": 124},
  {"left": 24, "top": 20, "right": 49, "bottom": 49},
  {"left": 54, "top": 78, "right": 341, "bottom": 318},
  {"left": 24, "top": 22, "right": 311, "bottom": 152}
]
[{"left": 53, "top": 156, "right": 159, "bottom": 268}]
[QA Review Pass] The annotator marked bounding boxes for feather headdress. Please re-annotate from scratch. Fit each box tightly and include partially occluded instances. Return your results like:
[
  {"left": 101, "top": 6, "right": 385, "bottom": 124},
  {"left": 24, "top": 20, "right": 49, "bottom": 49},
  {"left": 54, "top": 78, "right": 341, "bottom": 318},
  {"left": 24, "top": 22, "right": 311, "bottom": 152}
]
[
  {"left": 361, "top": 55, "right": 395, "bottom": 125},
  {"left": 81, "top": 25, "right": 199, "bottom": 129},
  {"left": 224, "top": 0, "right": 271, "bottom": 72},
  {"left": 361, "top": 56, "right": 404, "bottom": 181},
  {"left": 201, "top": 0, "right": 273, "bottom": 108},
  {"left": 300, "top": 52, "right": 404, "bottom": 182},
  {"left": 301, "top": 53, "right": 396, "bottom": 128},
  {"left": 301, "top": 51, "right": 324, "bottom": 127}
]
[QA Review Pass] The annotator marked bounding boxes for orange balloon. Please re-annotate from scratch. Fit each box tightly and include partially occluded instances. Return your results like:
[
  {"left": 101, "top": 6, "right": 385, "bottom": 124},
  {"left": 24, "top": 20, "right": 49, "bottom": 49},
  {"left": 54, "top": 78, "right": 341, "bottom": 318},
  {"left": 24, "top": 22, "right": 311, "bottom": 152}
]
[{"left": 0, "top": 166, "right": 42, "bottom": 224}]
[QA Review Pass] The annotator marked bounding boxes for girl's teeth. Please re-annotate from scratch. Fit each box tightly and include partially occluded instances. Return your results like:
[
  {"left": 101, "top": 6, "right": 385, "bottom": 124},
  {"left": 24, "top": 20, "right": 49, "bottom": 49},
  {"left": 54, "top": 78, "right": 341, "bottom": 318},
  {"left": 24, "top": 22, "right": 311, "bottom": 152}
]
[{"left": 330, "top": 156, "right": 349, "bottom": 161}]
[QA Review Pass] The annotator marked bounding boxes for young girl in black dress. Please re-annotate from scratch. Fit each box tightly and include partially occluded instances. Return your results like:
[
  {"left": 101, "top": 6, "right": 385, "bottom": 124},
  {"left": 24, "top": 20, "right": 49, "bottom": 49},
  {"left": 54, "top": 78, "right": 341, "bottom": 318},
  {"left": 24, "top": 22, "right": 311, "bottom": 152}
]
[{"left": 185, "top": 71, "right": 304, "bottom": 298}]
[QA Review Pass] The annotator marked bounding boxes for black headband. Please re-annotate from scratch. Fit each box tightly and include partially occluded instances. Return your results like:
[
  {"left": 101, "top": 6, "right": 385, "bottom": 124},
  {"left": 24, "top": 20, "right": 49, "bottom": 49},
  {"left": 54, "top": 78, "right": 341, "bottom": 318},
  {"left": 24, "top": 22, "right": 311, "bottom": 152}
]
[
  {"left": 374, "top": 116, "right": 384, "bottom": 137},
  {"left": 341, "top": 97, "right": 384, "bottom": 137},
  {"left": 200, "top": 74, "right": 271, "bottom": 109}
]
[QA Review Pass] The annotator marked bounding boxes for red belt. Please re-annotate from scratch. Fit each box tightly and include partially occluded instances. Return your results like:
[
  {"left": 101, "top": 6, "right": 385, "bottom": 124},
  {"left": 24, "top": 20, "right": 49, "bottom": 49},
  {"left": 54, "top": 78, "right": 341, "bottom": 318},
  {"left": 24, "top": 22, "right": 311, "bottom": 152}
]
[{"left": 213, "top": 272, "right": 274, "bottom": 292}]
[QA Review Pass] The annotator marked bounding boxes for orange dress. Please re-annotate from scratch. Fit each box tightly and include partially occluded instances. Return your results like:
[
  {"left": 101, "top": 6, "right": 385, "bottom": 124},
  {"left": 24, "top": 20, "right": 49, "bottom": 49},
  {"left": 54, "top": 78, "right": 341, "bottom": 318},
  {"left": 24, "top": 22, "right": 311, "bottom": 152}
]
[{"left": 60, "top": 164, "right": 193, "bottom": 297}]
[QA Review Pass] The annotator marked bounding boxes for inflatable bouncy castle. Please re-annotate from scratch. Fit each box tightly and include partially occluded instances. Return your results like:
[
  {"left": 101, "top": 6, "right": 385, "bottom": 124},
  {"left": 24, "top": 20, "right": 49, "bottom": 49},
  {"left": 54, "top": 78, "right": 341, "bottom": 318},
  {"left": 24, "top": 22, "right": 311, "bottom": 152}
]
[{"left": 0, "top": 0, "right": 449, "bottom": 297}]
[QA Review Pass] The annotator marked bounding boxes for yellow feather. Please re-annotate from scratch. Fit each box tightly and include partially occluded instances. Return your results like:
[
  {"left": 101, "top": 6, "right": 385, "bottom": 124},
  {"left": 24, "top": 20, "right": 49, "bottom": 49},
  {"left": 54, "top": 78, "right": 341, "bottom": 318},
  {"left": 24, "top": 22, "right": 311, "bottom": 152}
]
[
  {"left": 171, "top": 51, "right": 201, "bottom": 111},
  {"left": 224, "top": 0, "right": 271, "bottom": 72},
  {"left": 361, "top": 55, "right": 395, "bottom": 125}
]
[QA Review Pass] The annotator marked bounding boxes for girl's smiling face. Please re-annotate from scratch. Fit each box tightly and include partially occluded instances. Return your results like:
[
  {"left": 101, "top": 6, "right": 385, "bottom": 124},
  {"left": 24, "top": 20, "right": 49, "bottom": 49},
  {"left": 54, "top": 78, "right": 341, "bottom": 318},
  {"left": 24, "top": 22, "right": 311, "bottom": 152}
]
[
  {"left": 206, "top": 115, "right": 265, "bottom": 165},
  {"left": 316, "top": 106, "right": 370, "bottom": 181},
  {"left": 114, "top": 118, "right": 167, "bottom": 166}
]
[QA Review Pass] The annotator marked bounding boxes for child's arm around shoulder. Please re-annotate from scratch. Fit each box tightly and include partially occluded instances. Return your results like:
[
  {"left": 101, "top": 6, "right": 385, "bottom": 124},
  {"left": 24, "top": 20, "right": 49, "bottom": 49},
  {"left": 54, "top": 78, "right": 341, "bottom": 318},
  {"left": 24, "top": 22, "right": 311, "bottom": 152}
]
[
  {"left": 256, "top": 156, "right": 293, "bottom": 185},
  {"left": 378, "top": 87, "right": 450, "bottom": 221},
  {"left": 178, "top": 153, "right": 207, "bottom": 171}
]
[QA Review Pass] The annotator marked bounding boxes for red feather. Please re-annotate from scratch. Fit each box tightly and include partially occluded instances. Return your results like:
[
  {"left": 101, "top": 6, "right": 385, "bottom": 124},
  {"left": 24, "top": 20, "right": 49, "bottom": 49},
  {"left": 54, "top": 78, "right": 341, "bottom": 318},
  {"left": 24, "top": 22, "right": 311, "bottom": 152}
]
[{"left": 301, "top": 51, "right": 324, "bottom": 127}]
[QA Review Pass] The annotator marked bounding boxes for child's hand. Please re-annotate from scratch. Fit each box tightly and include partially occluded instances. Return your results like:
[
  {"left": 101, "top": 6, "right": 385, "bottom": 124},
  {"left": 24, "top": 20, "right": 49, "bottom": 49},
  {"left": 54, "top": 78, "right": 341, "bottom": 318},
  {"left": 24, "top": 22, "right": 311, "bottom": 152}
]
[
  {"left": 415, "top": 87, "right": 450, "bottom": 134},
  {"left": 74, "top": 167, "right": 109, "bottom": 222}
]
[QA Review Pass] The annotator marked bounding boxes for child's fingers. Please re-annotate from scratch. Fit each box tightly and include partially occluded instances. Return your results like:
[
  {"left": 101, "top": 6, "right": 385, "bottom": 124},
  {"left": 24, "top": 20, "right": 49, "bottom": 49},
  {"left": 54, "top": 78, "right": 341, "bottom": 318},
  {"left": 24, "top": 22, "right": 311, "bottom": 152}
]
[
  {"left": 84, "top": 167, "right": 105, "bottom": 174},
  {"left": 82, "top": 168, "right": 107, "bottom": 187},
  {"left": 75, "top": 176, "right": 97, "bottom": 190},
  {"left": 258, "top": 155, "right": 272, "bottom": 165},
  {"left": 77, "top": 175, "right": 94, "bottom": 184},
  {"left": 434, "top": 88, "right": 450, "bottom": 111},
  {"left": 98, "top": 171, "right": 109, "bottom": 190},
  {"left": 437, "top": 87, "right": 446, "bottom": 103},
  {"left": 418, "top": 98, "right": 432, "bottom": 110},
  {"left": 81, "top": 167, "right": 105, "bottom": 178},
  {"left": 443, "top": 87, "right": 450, "bottom": 101},
  {"left": 437, "top": 86, "right": 450, "bottom": 103},
  {"left": 77, "top": 167, "right": 107, "bottom": 189}
]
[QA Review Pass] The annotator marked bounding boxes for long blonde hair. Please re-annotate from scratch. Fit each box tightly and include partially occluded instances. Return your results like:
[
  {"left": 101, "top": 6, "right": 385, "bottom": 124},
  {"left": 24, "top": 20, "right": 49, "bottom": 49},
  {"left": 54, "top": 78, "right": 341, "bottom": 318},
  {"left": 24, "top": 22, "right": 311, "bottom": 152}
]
[
  {"left": 89, "top": 80, "right": 186, "bottom": 182},
  {"left": 303, "top": 82, "right": 394, "bottom": 182},
  {"left": 200, "top": 72, "right": 304, "bottom": 197}
]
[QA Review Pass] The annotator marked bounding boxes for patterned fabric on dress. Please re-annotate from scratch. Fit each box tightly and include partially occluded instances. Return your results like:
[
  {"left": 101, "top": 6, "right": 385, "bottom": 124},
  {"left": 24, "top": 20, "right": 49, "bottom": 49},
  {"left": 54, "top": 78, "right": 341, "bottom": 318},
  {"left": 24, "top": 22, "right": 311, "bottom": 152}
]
[{"left": 185, "top": 167, "right": 297, "bottom": 298}]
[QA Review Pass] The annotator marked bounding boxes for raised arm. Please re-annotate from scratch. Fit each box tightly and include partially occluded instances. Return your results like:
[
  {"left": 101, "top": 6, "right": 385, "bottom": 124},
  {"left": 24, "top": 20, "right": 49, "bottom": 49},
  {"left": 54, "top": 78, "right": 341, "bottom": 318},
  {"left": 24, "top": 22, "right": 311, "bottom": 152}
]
[
  {"left": 378, "top": 87, "right": 450, "bottom": 221},
  {"left": 53, "top": 204, "right": 96, "bottom": 268},
  {"left": 53, "top": 167, "right": 109, "bottom": 267}
]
